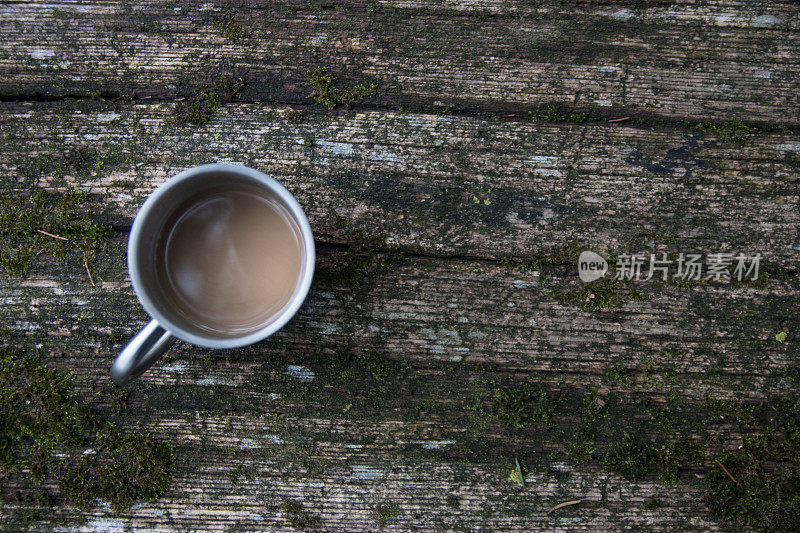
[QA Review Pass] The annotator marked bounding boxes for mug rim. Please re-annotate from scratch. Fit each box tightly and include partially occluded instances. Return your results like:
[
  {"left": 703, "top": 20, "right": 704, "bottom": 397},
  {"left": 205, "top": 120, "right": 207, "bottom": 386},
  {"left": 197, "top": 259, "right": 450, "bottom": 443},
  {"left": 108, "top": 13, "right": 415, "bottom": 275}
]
[{"left": 127, "top": 163, "right": 316, "bottom": 349}]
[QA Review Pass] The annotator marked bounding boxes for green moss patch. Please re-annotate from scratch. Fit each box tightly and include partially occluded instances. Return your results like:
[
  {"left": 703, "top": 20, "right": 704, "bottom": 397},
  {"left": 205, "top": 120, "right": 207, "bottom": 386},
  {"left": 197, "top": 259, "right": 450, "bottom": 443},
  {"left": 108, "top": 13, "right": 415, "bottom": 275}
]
[
  {"left": 642, "top": 498, "right": 662, "bottom": 510},
  {"left": 529, "top": 103, "right": 591, "bottom": 124},
  {"left": 373, "top": 503, "right": 400, "bottom": 528},
  {"left": 227, "top": 463, "right": 257, "bottom": 482},
  {"left": 286, "top": 110, "right": 304, "bottom": 124},
  {"left": 0, "top": 190, "right": 113, "bottom": 277},
  {"left": 283, "top": 500, "right": 320, "bottom": 529},
  {"left": 315, "top": 229, "right": 392, "bottom": 290},
  {"left": 173, "top": 76, "right": 245, "bottom": 126},
  {"left": 705, "top": 396, "right": 800, "bottom": 530},
  {"left": 498, "top": 241, "right": 651, "bottom": 312},
  {"left": 0, "top": 350, "right": 94, "bottom": 470},
  {"left": 213, "top": 14, "right": 246, "bottom": 42},
  {"left": 331, "top": 346, "right": 400, "bottom": 381},
  {"left": 655, "top": 437, "right": 705, "bottom": 483},
  {"left": 492, "top": 385, "right": 561, "bottom": 429},
  {"left": 566, "top": 424, "right": 598, "bottom": 464},
  {"left": 60, "top": 423, "right": 175, "bottom": 512},
  {"left": 705, "top": 393, "right": 756, "bottom": 426},
  {"left": 556, "top": 277, "right": 649, "bottom": 311},
  {"left": 603, "top": 433, "right": 653, "bottom": 481},
  {"left": 605, "top": 363, "right": 634, "bottom": 386},
  {"left": 695, "top": 118, "right": 752, "bottom": 144},
  {"left": 500, "top": 240, "right": 582, "bottom": 273},
  {"left": 306, "top": 66, "right": 377, "bottom": 110},
  {"left": 0, "top": 349, "right": 175, "bottom": 515}
]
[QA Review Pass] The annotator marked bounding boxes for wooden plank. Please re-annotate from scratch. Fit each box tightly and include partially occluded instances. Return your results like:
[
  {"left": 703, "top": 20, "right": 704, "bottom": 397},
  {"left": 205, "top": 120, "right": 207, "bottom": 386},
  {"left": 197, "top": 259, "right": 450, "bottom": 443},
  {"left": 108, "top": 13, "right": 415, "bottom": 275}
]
[
  {"left": 1, "top": 101, "right": 798, "bottom": 266},
  {"left": 1, "top": 3, "right": 799, "bottom": 529},
  {"left": 0, "top": 1, "right": 798, "bottom": 124},
  {"left": 1, "top": 248, "right": 797, "bottom": 529},
  {"left": 4, "top": 247, "right": 798, "bottom": 399}
]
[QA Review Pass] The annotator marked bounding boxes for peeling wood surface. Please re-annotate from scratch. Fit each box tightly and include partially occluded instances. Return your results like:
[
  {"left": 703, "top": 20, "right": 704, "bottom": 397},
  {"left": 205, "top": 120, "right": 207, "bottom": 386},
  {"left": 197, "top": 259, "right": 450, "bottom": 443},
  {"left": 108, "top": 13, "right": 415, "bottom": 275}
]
[{"left": 1, "top": 0, "right": 800, "bottom": 531}]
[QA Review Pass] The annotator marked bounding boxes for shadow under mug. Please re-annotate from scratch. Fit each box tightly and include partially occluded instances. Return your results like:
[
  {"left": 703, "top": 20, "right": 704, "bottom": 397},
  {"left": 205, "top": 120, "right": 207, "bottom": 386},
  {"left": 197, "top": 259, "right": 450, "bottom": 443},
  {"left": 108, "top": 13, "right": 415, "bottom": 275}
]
[{"left": 111, "top": 164, "right": 316, "bottom": 386}]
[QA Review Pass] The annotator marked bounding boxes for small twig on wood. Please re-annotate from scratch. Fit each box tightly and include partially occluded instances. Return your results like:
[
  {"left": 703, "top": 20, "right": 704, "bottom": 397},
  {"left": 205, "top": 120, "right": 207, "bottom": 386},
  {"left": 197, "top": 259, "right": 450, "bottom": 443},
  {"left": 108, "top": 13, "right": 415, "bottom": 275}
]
[
  {"left": 37, "top": 229, "right": 68, "bottom": 241},
  {"left": 549, "top": 500, "right": 581, "bottom": 513},
  {"left": 715, "top": 459, "right": 737, "bottom": 483},
  {"left": 84, "top": 260, "right": 96, "bottom": 287},
  {"left": 502, "top": 114, "right": 517, "bottom": 118},
  {"left": 608, "top": 116, "right": 630, "bottom": 122}
]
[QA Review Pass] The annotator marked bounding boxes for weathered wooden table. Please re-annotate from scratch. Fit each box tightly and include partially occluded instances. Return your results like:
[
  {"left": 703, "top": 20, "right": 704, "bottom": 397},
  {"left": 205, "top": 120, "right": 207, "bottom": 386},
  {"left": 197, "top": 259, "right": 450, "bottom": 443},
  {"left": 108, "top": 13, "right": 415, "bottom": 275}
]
[{"left": 1, "top": 1, "right": 799, "bottom": 531}]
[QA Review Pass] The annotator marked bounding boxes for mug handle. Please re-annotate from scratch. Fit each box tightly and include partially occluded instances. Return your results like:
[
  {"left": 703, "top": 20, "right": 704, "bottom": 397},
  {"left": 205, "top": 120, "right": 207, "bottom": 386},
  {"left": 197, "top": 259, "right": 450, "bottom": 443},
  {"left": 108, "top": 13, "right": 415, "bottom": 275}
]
[{"left": 111, "top": 320, "right": 176, "bottom": 386}]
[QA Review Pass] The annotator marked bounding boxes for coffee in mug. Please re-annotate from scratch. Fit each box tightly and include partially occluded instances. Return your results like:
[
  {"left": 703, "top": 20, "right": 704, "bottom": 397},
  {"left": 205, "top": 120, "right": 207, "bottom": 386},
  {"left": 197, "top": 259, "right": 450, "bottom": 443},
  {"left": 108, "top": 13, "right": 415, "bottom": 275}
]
[{"left": 155, "top": 185, "right": 304, "bottom": 337}]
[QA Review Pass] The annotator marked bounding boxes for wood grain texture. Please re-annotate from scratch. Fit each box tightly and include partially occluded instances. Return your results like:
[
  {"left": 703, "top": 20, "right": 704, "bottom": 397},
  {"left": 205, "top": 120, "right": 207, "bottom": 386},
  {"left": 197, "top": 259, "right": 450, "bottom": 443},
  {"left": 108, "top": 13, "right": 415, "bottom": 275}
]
[
  {"left": 1, "top": 0, "right": 800, "bottom": 531},
  {"left": 0, "top": 262, "right": 784, "bottom": 531},
  {"left": 1, "top": 101, "right": 799, "bottom": 264},
  {"left": 2, "top": 236, "right": 798, "bottom": 529},
  {"left": 0, "top": 1, "right": 799, "bottom": 125},
  {"left": 4, "top": 246, "right": 799, "bottom": 398}
]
